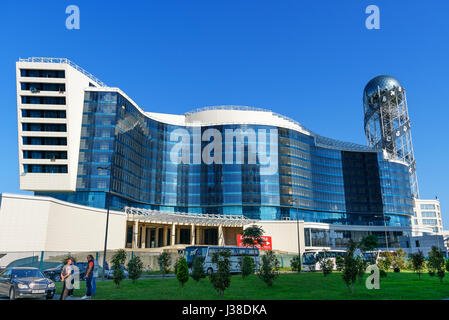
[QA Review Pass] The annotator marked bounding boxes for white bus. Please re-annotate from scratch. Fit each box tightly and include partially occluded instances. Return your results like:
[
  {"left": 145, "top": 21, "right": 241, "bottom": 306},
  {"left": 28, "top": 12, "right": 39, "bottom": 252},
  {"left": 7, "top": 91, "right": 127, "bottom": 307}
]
[
  {"left": 302, "top": 250, "right": 381, "bottom": 271},
  {"left": 184, "top": 246, "right": 260, "bottom": 275},
  {"left": 301, "top": 250, "right": 346, "bottom": 271}
]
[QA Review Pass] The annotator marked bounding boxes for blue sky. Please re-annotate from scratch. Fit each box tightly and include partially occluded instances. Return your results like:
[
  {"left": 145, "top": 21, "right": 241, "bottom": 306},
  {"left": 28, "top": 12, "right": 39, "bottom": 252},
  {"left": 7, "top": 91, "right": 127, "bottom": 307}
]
[{"left": 0, "top": 1, "right": 448, "bottom": 226}]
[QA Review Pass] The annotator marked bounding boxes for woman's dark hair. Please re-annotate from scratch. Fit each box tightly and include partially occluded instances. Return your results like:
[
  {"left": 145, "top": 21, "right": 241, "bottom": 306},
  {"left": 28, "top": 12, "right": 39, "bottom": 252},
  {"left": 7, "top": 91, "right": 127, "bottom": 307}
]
[{"left": 87, "top": 254, "right": 94, "bottom": 260}]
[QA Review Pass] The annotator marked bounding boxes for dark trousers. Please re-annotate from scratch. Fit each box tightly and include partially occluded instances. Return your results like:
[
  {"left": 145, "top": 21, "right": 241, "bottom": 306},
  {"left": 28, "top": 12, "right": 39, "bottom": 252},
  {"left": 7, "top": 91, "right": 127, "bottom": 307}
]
[
  {"left": 86, "top": 275, "right": 93, "bottom": 296},
  {"left": 60, "top": 282, "right": 70, "bottom": 300}
]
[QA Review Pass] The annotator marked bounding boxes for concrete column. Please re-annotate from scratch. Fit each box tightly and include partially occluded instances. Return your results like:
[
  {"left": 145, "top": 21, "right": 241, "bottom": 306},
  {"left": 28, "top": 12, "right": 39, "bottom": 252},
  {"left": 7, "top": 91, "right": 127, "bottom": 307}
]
[
  {"left": 141, "top": 226, "right": 147, "bottom": 249},
  {"left": 163, "top": 227, "right": 168, "bottom": 247},
  {"left": 176, "top": 226, "right": 181, "bottom": 244},
  {"left": 155, "top": 227, "right": 160, "bottom": 247},
  {"left": 218, "top": 225, "right": 224, "bottom": 246},
  {"left": 196, "top": 226, "right": 201, "bottom": 245},
  {"left": 191, "top": 224, "right": 196, "bottom": 245},
  {"left": 171, "top": 223, "right": 176, "bottom": 246},
  {"left": 132, "top": 220, "right": 139, "bottom": 249}
]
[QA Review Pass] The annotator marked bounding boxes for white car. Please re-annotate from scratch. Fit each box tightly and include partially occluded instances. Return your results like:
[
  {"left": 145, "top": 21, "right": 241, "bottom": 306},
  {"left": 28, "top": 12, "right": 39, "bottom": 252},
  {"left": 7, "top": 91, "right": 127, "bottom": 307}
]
[{"left": 105, "top": 266, "right": 128, "bottom": 279}]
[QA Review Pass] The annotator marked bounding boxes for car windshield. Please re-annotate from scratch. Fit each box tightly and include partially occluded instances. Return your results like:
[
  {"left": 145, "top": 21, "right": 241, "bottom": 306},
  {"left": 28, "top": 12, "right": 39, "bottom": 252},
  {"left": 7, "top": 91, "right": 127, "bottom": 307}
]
[
  {"left": 12, "top": 269, "right": 45, "bottom": 278},
  {"left": 302, "top": 253, "right": 316, "bottom": 265}
]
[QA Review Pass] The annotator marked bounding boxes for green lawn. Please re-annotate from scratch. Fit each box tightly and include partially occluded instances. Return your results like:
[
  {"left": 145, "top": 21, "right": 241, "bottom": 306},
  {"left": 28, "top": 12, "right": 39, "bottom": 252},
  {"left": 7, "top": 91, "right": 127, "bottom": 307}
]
[{"left": 58, "top": 272, "right": 449, "bottom": 300}]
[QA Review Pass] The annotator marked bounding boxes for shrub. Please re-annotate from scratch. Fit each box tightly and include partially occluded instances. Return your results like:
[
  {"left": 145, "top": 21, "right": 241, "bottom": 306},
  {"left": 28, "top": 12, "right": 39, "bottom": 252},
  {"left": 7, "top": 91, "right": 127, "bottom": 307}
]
[
  {"left": 127, "top": 256, "right": 143, "bottom": 283},
  {"left": 239, "top": 255, "right": 255, "bottom": 278},
  {"left": 258, "top": 250, "right": 280, "bottom": 287},
  {"left": 446, "top": 259, "right": 449, "bottom": 273},
  {"left": 176, "top": 257, "right": 189, "bottom": 288},
  {"left": 428, "top": 246, "right": 445, "bottom": 283},
  {"left": 209, "top": 250, "right": 232, "bottom": 297},
  {"left": 158, "top": 252, "right": 171, "bottom": 277},
  {"left": 191, "top": 256, "right": 205, "bottom": 282},
  {"left": 111, "top": 249, "right": 127, "bottom": 287},
  {"left": 377, "top": 251, "right": 393, "bottom": 272},
  {"left": 379, "top": 269, "right": 387, "bottom": 278},
  {"left": 290, "top": 255, "right": 301, "bottom": 273},
  {"left": 336, "top": 256, "right": 344, "bottom": 271},
  {"left": 391, "top": 249, "right": 407, "bottom": 272},
  {"left": 409, "top": 250, "right": 425, "bottom": 279},
  {"left": 317, "top": 251, "right": 334, "bottom": 277},
  {"left": 341, "top": 240, "right": 358, "bottom": 294},
  {"left": 356, "top": 257, "right": 368, "bottom": 283}
]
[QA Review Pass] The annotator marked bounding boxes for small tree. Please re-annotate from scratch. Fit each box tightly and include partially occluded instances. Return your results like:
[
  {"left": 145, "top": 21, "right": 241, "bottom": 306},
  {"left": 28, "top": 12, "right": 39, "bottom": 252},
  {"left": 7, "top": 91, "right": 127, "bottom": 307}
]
[
  {"left": 111, "top": 249, "right": 126, "bottom": 288},
  {"left": 445, "top": 259, "right": 449, "bottom": 273},
  {"left": 355, "top": 257, "right": 367, "bottom": 284},
  {"left": 428, "top": 246, "right": 445, "bottom": 283},
  {"left": 209, "top": 250, "right": 232, "bottom": 297},
  {"left": 336, "top": 256, "right": 344, "bottom": 272},
  {"left": 341, "top": 240, "right": 358, "bottom": 294},
  {"left": 239, "top": 254, "right": 255, "bottom": 279},
  {"left": 317, "top": 251, "right": 334, "bottom": 277},
  {"left": 158, "top": 252, "right": 171, "bottom": 277},
  {"left": 377, "top": 251, "right": 393, "bottom": 274},
  {"left": 359, "top": 234, "right": 379, "bottom": 264},
  {"left": 290, "top": 255, "right": 302, "bottom": 273},
  {"left": 191, "top": 256, "right": 205, "bottom": 282},
  {"left": 240, "top": 225, "right": 265, "bottom": 248},
  {"left": 176, "top": 257, "right": 189, "bottom": 288},
  {"left": 258, "top": 250, "right": 280, "bottom": 287},
  {"left": 391, "top": 249, "right": 407, "bottom": 272},
  {"left": 127, "top": 255, "right": 143, "bottom": 283},
  {"left": 409, "top": 250, "right": 425, "bottom": 279}
]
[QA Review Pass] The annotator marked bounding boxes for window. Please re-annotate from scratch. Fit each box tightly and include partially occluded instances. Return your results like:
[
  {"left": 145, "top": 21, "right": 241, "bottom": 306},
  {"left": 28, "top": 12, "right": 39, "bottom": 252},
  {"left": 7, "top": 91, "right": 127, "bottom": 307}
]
[
  {"left": 21, "top": 82, "right": 66, "bottom": 92},
  {"left": 422, "top": 219, "right": 438, "bottom": 225},
  {"left": 21, "top": 96, "right": 66, "bottom": 105},
  {"left": 23, "top": 164, "right": 68, "bottom": 173},
  {"left": 22, "top": 137, "right": 67, "bottom": 145},
  {"left": 22, "top": 109, "right": 66, "bottom": 118},
  {"left": 22, "top": 123, "right": 67, "bottom": 132},
  {"left": 415, "top": 240, "right": 420, "bottom": 248},
  {"left": 420, "top": 204, "right": 435, "bottom": 210},
  {"left": 20, "top": 69, "right": 65, "bottom": 78},
  {"left": 23, "top": 150, "right": 67, "bottom": 160},
  {"left": 421, "top": 211, "right": 436, "bottom": 218}
]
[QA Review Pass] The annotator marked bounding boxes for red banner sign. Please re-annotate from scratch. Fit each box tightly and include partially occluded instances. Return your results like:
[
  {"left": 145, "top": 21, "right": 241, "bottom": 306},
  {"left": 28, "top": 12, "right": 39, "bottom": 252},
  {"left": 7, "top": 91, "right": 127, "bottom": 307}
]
[{"left": 237, "top": 235, "right": 272, "bottom": 250}]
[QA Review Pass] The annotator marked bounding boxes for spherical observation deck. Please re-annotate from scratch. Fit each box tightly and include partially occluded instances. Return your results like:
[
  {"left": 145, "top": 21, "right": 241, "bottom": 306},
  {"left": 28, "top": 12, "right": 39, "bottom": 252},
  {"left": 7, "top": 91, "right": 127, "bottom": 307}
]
[{"left": 363, "top": 75, "right": 402, "bottom": 99}]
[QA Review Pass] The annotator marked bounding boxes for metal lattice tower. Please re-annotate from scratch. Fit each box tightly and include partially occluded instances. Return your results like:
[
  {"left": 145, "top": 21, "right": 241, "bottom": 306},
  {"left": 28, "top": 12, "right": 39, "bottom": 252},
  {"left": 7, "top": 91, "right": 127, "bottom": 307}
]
[{"left": 363, "top": 75, "right": 419, "bottom": 198}]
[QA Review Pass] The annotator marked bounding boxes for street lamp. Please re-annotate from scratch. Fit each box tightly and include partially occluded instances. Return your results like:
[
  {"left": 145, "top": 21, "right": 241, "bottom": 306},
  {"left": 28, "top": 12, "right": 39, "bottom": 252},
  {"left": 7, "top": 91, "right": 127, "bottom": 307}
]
[
  {"left": 290, "top": 198, "right": 301, "bottom": 265},
  {"left": 97, "top": 165, "right": 112, "bottom": 281}
]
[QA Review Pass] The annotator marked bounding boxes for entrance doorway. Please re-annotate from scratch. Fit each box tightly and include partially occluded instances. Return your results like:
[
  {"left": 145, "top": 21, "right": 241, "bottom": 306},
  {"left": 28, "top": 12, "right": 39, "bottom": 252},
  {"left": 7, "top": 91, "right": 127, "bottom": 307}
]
[{"left": 203, "top": 228, "right": 218, "bottom": 245}]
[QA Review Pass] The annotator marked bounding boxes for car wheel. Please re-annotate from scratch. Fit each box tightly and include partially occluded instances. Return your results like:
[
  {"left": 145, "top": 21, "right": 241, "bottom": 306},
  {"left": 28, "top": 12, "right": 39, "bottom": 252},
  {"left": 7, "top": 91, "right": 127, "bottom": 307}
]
[
  {"left": 9, "top": 288, "right": 16, "bottom": 300},
  {"left": 207, "top": 268, "right": 213, "bottom": 275}
]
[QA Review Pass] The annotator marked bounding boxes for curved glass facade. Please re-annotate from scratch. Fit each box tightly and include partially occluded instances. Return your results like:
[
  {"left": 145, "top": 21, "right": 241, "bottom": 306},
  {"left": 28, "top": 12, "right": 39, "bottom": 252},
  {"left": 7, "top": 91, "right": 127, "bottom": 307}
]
[{"left": 38, "top": 90, "right": 413, "bottom": 227}]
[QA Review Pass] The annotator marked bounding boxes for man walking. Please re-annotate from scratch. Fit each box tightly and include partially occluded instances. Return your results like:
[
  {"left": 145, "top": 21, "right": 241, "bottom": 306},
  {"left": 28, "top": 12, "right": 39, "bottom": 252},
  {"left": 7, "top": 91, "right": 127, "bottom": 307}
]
[
  {"left": 81, "top": 255, "right": 95, "bottom": 299},
  {"left": 60, "top": 257, "right": 74, "bottom": 300}
]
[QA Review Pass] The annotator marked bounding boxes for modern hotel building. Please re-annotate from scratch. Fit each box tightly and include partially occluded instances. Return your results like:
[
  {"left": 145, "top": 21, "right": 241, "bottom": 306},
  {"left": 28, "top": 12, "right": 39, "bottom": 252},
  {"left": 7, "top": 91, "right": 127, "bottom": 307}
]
[{"left": 0, "top": 57, "right": 431, "bottom": 257}]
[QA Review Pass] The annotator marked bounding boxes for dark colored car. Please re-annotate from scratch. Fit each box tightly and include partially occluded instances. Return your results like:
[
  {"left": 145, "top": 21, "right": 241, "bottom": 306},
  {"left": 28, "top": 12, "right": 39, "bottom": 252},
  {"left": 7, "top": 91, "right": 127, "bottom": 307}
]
[
  {"left": 0, "top": 267, "right": 56, "bottom": 300},
  {"left": 43, "top": 264, "right": 63, "bottom": 282},
  {"left": 75, "top": 262, "right": 88, "bottom": 280}
]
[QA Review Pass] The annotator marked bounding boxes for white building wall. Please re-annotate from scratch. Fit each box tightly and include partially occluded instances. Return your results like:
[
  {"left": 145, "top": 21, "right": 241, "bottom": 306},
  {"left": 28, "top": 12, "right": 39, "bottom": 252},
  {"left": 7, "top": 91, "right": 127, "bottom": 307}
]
[
  {"left": 412, "top": 198, "right": 443, "bottom": 235},
  {"left": 248, "top": 220, "right": 305, "bottom": 254},
  {"left": 0, "top": 193, "right": 126, "bottom": 253},
  {"left": 16, "top": 60, "right": 99, "bottom": 192}
]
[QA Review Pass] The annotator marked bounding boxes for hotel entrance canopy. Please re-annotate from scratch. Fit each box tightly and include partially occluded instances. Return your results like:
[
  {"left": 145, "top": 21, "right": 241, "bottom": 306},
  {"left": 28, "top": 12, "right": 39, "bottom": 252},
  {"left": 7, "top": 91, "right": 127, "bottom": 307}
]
[{"left": 125, "top": 207, "right": 256, "bottom": 227}]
